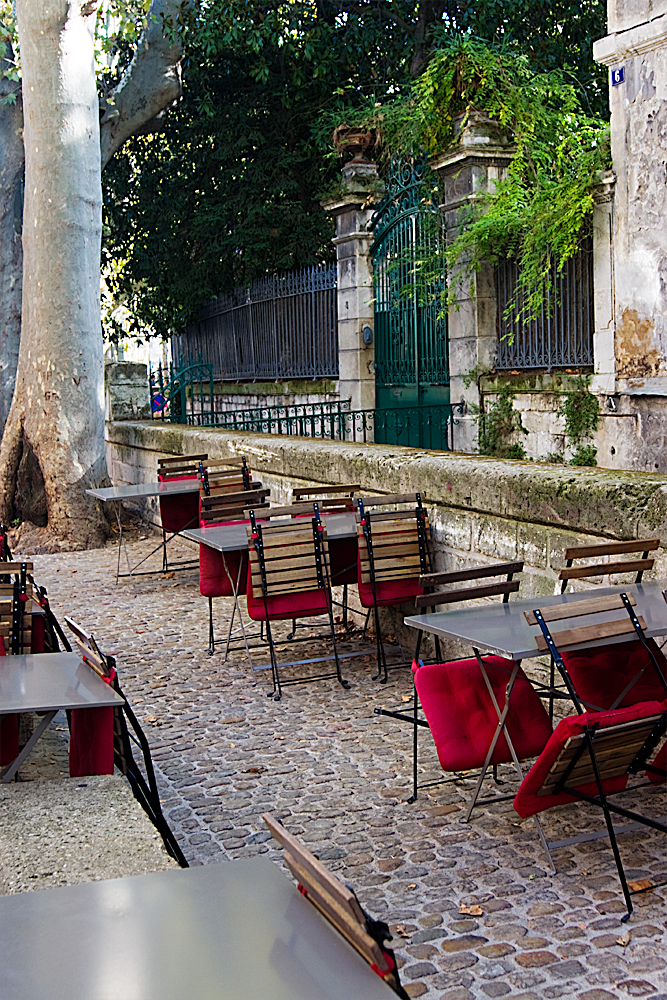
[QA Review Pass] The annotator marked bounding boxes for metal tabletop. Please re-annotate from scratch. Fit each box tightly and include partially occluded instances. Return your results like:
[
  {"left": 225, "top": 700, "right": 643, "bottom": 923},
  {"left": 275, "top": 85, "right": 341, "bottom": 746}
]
[
  {"left": 0, "top": 857, "right": 393, "bottom": 1000},
  {"left": 404, "top": 580, "right": 667, "bottom": 660},
  {"left": 184, "top": 511, "right": 358, "bottom": 553},
  {"left": 0, "top": 652, "right": 123, "bottom": 713},
  {"left": 86, "top": 480, "right": 200, "bottom": 502}
]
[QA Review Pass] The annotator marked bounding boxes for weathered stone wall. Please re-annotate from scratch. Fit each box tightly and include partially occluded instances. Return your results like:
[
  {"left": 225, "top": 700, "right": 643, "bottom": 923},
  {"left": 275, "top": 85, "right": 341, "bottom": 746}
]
[{"left": 106, "top": 421, "right": 667, "bottom": 600}]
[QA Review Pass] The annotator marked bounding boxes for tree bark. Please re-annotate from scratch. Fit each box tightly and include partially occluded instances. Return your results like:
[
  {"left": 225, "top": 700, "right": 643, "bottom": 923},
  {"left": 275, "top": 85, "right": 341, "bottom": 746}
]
[
  {"left": 0, "top": 0, "right": 107, "bottom": 547},
  {"left": 0, "top": 51, "right": 24, "bottom": 437}
]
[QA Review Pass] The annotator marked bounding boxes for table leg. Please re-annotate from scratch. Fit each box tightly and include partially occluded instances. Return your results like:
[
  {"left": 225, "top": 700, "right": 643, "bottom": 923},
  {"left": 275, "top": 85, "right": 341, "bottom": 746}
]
[
  {"left": 114, "top": 500, "right": 135, "bottom": 589},
  {"left": 221, "top": 552, "right": 253, "bottom": 669},
  {"left": 1, "top": 711, "right": 57, "bottom": 783}
]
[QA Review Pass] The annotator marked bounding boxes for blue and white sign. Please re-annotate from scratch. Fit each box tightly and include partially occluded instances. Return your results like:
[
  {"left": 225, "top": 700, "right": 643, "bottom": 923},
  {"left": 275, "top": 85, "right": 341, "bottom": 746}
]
[{"left": 611, "top": 66, "right": 625, "bottom": 86}]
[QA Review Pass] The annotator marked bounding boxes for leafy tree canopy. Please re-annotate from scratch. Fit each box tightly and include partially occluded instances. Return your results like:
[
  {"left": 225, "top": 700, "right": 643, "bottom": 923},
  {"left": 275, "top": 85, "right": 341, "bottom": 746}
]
[{"left": 102, "top": 0, "right": 607, "bottom": 340}]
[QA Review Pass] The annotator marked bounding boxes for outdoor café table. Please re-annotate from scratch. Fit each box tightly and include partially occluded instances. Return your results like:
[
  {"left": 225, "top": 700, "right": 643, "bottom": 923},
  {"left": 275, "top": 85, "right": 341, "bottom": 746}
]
[
  {"left": 404, "top": 580, "right": 667, "bottom": 662},
  {"left": 0, "top": 651, "right": 123, "bottom": 782},
  {"left": 0, "top": 856, "right": 394, "bottom": 1000},
  {"left": 86, "top": 481, "right": 201, "bottom": 581},
  {"left": 403, "top": 580, "right": 667, "bottom": 825},
  {"left": 182, "top": 509, "right": 359, "bottom": 553}
]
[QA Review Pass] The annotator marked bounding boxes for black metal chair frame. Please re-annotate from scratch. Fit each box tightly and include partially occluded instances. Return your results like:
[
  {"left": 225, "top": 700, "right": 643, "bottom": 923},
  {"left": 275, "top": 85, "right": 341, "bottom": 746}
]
[
  {"left": 248, "top": 505, "right": 349, "bottom": 701},
  {"left": 357, "top": 494, "right": 431, "bottom": 684},
  {"left": 532, "top": 594, "right": 667, "bottom": 920}
]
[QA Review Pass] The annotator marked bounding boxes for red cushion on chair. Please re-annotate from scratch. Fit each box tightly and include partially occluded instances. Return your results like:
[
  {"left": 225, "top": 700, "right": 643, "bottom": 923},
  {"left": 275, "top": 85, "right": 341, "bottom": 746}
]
[
  {"left": 158, "top": 473, "right": 199, "bottom": 533},
  {"left": 199, "top": 544, "right": 247, "bottom": 598},
  {"left": 69, "top": 706, "right": 115, "bottom": 777},
  {"left": 31, "top": 614, "right": 45, "bottom": 653},
  {"left": 245, "top": 563, "right": 330, "bottom": 622},
  {"left": 413, "top": 656, "right": 552, "bottom": 772},
  {"left": 562, "top": 639, "right": 667, "bottom": 710},
  {"left": 513, "top": 699, "right": 666, "bottom": 818},
  {"left": 0, "top": 637, "right": 20, "bottom": 767}
]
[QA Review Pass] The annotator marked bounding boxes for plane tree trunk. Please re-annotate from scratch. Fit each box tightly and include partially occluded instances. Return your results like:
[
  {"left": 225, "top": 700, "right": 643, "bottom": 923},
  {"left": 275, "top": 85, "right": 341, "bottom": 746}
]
[
  {"left": 0, "top": 0, "right": 107, "bottom": 547},
  {"left": 0, "top": 1, "right": 182, "bottom": 549},
  {"left": 0, "top": 48, "right": 23, "bottom": 439}
]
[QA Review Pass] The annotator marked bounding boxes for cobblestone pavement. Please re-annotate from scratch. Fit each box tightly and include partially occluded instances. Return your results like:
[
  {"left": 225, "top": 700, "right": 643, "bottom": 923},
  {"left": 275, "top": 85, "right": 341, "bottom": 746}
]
[{"left": 22, "top": 533, "right": 667, "bottom": 1000}]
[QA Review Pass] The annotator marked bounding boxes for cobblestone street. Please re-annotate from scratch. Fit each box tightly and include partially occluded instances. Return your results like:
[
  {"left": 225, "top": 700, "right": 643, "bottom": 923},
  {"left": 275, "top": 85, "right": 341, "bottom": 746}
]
[{"left": 22, "top": 533, "right": 667, "bottom": 1000}]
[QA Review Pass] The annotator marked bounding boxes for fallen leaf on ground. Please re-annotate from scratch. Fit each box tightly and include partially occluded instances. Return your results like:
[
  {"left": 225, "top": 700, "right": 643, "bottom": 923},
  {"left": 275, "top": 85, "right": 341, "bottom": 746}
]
[
  {"left": 407, "top": 884, "right": 416, "bottom": 889},
  {"left": 242, "top": 767, "right": 266, "bottom": 774},
  {"left": 162, "top": 572, "right": 176, "bottom": 580},
  {"left": 459, "top": 904, "right": 483, "bottom": 916},
  {"left": 401, "top": 695, "right": 412, "bottom": 703},
  {"left": 395, "top": 924, "right": 410, "bottom": 938},
  {"left": 143, "top": 715, "right": 157, "bottom": 723},
  {"left": 628, "top": 878, "right": 653, "bottom": 893},
  {"left": 616, "top": 932, "right": 631, "bottom": 947}
]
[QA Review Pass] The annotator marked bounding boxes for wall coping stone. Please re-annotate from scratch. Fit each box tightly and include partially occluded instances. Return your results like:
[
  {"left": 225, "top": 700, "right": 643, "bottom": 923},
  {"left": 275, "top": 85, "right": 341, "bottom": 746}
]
[{"left": 107, "top": 421, "right": 667, "bottom": 541}]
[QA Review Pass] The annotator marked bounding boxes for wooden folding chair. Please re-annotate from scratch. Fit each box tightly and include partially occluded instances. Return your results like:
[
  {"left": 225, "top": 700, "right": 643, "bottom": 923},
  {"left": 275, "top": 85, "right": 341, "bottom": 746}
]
[
  {"left": 514, "top": 696, "right": 666, "bottom": 919},
  {"left": 293, "top": 484, "right": 361, "bottom": 630},
  {"left": 0, "top": 561, "right": 36, "bottom": 655},
  {"left": 559, "top": 537, "right": 660, "bottom": 593},
  {"left": 64, "top": 617, "right": 188, "bottom": 868},
  {"left": 199, "top": 486, "right": 270, "bottom": 662},
  {"left": 262, "top": 812, "right": 409, "bottom": 998},
  {"left": 377, "top": 563, "right": 552, "bottom": 833},
  {"left": 146, "top": 453, "right": 208, "bottom": 573},
  {"left": 356, "top": 494, "right": 432, "bottom": 682},
  {"left": 246, "top": 504, "right": 348, "bottom": 700}
]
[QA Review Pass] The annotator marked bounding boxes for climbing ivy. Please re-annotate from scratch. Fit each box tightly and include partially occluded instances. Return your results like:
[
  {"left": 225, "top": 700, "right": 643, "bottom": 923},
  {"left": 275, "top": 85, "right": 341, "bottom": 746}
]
[
  {"left": 559, "top": 374, "right": 600, "bottom": 465},
  {"left": 478, "top": 386, "right": 529, "bottom": 459}
]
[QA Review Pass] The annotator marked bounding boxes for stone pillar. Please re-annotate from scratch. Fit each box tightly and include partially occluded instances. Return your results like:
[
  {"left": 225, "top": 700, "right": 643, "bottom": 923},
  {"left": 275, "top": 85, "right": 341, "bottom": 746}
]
[
  {"left": 429, "top": 116, "right": 514, "bottom": 453},
  {"left": 594, "top": 3, "right": 667, "bottom": 395},
  {"left": 592, "top": 172, "right": 616, "bottom": 396},
  {"left": 322, "top": 160, "right": 382, "bottom": 413},
  {"left": 105, "top": 361, "right": 151, "bottom": 421}
]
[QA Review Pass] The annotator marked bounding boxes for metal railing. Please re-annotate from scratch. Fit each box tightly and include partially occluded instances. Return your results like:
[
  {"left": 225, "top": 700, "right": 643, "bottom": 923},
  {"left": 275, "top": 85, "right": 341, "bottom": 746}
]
[
  {"left": 496, "top": 243, "right": 594, "bottom": 370},
  {"left": 172, "top": 263, "right": 338, "bottom": 381}
]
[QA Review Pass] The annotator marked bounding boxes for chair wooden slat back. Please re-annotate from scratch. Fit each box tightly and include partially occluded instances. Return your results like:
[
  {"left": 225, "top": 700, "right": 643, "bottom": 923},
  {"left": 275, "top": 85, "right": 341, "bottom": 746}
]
[
  {"left": 528, "top": 593, "right": 643, "bottom": 653},
  {"left": 262, "top": 813, "right": 391, "bottom": 974},
  {"left": 539, "top": 714, "right": 664, "bottom": 796},
  {"left": 157, "top": 454, "right": 208, "bottom": 479},
  {"left": 293, "top": 483, "right": 360, "bottom": 501},
  {"left": 415, "top": 561, "right": 523, "bottom": 609},
  {"left": 200, "top": 489, "right": 270, "bottom": 524},
  {"left": 357, "top": 495, "right": 430, "bottom": 585},
  {"left": 0, "top": 561, "right": 34, "bottom": 654},
  {"left": 64, "top": 616, "right": 112, "bottom": 680},
  {"left": 559, "top": 538, "right": 660, "bottom": 592},
  {"left": 247, "top": 508, "right": 331, "bottom": 598}
]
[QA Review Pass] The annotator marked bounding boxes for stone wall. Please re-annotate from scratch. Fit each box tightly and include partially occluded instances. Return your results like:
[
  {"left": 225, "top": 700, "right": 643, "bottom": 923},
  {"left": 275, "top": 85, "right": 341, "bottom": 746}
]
[{"left": 106, "top": 421, "right": 667, "bottom": 602}]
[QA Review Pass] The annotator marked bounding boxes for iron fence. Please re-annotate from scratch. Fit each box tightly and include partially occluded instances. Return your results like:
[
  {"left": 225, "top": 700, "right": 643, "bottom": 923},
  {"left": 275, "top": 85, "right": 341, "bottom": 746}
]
[
  {"left": 149, "top": 367, "right": 456, "bottom": 449},
  {"left": 172, "top": 263, "right": 338, "bottom": 381},
  {"left": 496, "top": 243, "right": 594, "bottom": 370}
]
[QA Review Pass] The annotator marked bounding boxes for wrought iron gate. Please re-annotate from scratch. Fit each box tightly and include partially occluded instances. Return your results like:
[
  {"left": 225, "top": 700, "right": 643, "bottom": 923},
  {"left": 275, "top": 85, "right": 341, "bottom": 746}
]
[{"left": 370, "top": 159, "right": 450, "bottom": 448}]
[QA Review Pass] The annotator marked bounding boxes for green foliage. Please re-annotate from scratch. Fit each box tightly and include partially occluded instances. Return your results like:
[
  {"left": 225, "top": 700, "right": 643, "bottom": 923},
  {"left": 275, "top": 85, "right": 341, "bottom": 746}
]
[
  {"left": 330, "top": 37, "right": 610, "bottom": 325},
  {"left": 478, "top": 386, "right": 528, "bottom": 459},
  {"left": 559, "top": 373, "right": 600, "bottom": 465},
  {"left": 101, "top": 1, "right": 607, "bottom": 339}
]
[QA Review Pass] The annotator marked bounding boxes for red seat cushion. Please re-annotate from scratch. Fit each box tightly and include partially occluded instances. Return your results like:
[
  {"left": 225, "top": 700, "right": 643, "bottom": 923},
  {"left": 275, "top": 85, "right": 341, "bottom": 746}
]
[
  {"left": 245, "top": 563, "right": 330, "bottom": 622},
  {"left": 199, "top": 544, "right": 247, "bottom": 598},
  {"left": 0, "top": 632, "right": 19, "bottom": 767},
  {"left": 158, "top": 473, "right": 199, "bottom": 533},
  {"left": 562, "top": 639, "right": 667, "bottom": 710},
  {"left": 413, "top": 656, "right": 552, "bottom": 772},
  {"left": 514, "top": 699, "right": 666, "bottom": 818}
]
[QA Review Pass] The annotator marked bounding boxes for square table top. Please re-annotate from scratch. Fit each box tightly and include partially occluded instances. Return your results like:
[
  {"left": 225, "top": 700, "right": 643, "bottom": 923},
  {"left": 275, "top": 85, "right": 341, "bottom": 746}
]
[
  {"left": 0, "top": 652, "right": 123, "bottom": 714},
  {"left": 0, "top": 856, "right": 393, "bottom": 1000},
  {"left": 184, "top": 511, "right": 358, "bottom": 553},
  {"left": 86, "top": 480, "right": 200, "bottom": 502},
  {"left": 404, "top": 580, "right": 667, "bottom": 660}
]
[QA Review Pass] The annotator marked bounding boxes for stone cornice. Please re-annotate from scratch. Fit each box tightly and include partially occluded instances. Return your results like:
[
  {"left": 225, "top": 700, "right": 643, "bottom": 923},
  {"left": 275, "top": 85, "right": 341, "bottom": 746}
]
[{"left": 594, "top": 12, "right": 667, "bottom": 64}]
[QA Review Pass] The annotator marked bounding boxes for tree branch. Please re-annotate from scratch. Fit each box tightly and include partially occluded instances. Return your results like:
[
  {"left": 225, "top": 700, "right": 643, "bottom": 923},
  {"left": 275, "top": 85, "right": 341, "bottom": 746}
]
[{"left": 100, "top": 0, "right": 186, "bottom": 169}]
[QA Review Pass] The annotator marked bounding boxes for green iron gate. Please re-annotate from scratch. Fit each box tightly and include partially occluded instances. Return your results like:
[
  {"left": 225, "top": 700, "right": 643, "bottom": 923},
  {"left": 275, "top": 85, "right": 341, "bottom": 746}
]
[{"left": 370, "top": 158, "right": 450, "bottom": 448}]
